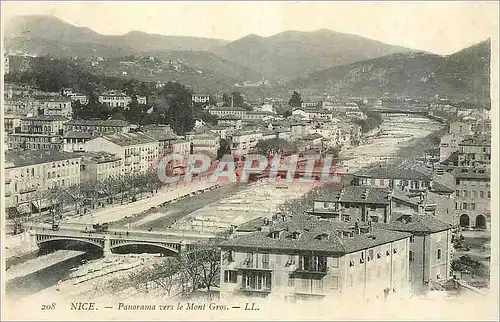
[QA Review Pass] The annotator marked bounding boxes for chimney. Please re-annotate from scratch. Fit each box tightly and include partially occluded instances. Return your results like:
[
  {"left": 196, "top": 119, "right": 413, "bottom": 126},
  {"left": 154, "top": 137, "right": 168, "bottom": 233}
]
[{"left": 354, "top": 220, "right": 360, "bottom": 234}]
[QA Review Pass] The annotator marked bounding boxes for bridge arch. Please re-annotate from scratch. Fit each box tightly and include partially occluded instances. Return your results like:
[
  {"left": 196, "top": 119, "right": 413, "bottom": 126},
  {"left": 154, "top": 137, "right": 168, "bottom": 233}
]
[
  {"left": 36, "top": 236, "right": 104, "bottom": 249},
  {"left": 110, "top": 241, "right": 180, "bottom": 254}
]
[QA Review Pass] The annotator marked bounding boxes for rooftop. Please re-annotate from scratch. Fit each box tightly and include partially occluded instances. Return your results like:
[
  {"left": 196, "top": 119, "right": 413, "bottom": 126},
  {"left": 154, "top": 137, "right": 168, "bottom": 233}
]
[
  {"left": 222, "top": 216, "right": 411, "bottom": 254},
  {"left": 22, "top": 115, "right": 69, "bottom": 121},
  {"left": 236, "top": 217, "right": 266, "bottom": 233},
  {"left": 81, "top": 151, "right": 122, "bottom": 164},
  {"left": 5, "top": 149, "right": 81, "bottom": 168},
  {"left": 355, "top": 163, "right": 433, "bottom": 181},
  {"left": 460, "top": 135, "right": 491, "bottom": 146},
  {"left": 452, "top": 167, "right": 490, "bottom": 180},
  {"left": 339, "top": 186, "right": 392, "bottom": 205},
  {"left": 101, "top": 132, "right": 158, "bottom": 147},
  {"left": 375, "top": 213, "right": 451, "bottom": 234},
  {"left": 65, "top": 119, "right": 130, "bottom": 127}
]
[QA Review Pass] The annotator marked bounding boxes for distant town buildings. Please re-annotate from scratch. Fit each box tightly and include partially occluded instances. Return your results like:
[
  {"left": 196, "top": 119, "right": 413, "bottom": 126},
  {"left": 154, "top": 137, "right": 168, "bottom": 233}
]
[{"left": 4, "top": 150, "right": 82, "bottom": 211}]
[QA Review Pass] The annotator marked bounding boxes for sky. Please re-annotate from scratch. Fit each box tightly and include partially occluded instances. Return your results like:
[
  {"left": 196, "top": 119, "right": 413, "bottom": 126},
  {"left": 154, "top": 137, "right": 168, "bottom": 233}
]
[{"left": 2, "top": 1, "right": 498, "bottom": 55}]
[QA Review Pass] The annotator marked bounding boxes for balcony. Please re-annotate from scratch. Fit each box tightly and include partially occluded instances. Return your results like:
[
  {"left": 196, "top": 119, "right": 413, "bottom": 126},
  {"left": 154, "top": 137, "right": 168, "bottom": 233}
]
[
  {"left": 239, "top": 286, "right": 272, "bottom": 293},
  {"left": 238, "top": 260, "right": 272, "bottom": 271}
]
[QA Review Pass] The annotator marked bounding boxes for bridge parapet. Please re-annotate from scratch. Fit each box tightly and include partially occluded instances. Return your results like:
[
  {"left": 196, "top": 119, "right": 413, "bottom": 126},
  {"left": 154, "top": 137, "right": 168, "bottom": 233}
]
[{"left": 33, "top": 229, "right": 206, "bottom": 255}]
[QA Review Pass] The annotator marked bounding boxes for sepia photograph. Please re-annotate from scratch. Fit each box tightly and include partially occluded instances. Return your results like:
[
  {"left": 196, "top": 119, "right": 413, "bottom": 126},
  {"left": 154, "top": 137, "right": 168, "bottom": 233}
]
[{"left": 1, "top": 1, "right": 498, "bottom": 320}]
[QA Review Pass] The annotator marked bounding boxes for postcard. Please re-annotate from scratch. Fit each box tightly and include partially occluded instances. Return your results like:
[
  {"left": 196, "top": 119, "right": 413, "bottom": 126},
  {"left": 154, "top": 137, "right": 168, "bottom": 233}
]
[{"left": 1, "top": 1, "right": 498, "bottom": 320}]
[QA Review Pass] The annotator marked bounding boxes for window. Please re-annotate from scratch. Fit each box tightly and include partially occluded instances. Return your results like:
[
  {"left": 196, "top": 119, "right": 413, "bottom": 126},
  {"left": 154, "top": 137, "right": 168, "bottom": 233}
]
[
  {"left": 472, "top": 191, "right": 477, "bottom": 198},
  {"left": 331, "top": 276, "right": 339, "bottom": 289},
  {"left": 331, "top": 257, "right": 339, "bottom": 268},
  {"left": 437, "top": 249, "right": 442, "bottom": 260},
  {"left": 244, "top": 252, "right": 253, "bottom": 265},
  {"left": 471, "top": 203, "right": 476, "bottom": 210},
  {"left": 323, "top": 202, "right": 329, "bottom": 208},
  {"left": 463, "top": 190, "right": 468, "bottom": 198},
  {"left": 393, "top": 248, "right": 398, "bottom": 254},
  {"left": 480, "top": 191, "right": 484, "bottom": 198},
  {"left": 262, "top": 253, "right": 270, "bottom": 269},
  {"left": 377, "top": 252, "right": 382, "bottom": 259},
  {"left": 349, "top": 260, "right": 355, "bottom": 267},
  {"left": 386, "top": 250, "right": 390, "bottom": 256},
  {"left": 455, "top": 203, "right": 458, "bottom": 210},
  {"left": 302, "top": 278, "right": 310, "bottom": 292},
  {"left": 462, "top": 203, "right": 468, "bottom": 210},
  {"left": 223, "top": 251, "right": 234, "bottom": 263},
  {"left": 286, "top": 255, "right": 295, "bottom": 266},
  {"left": 368, "top": 249, "right": 374, "bottom": 261},
  {"left": 410, "top": 236, "right": 415, "bottom": 243},
  {"left": 224, "top": 270, "right": 237, "bottom": 283},
  {"left": 488, "top": 191, "right": 491, "bottom": 199},
  {"left": 409, "top": 251, "right": 415, "bottom": 262},
  {"left": 360, "top": 252, "right": 365, "bottom": 264},
  {"left": 314, "top": 279, "right": 324, "bottom": 292}
]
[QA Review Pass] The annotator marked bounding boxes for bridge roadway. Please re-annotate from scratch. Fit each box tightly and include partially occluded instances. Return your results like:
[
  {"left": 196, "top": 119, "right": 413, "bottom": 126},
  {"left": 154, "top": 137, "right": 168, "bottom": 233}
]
[
  {"left": 33, "top": 224, "right": 216, "bottom": 255},
  {"left": 368, "top": 108, "right": 429, "bottom": 115}
]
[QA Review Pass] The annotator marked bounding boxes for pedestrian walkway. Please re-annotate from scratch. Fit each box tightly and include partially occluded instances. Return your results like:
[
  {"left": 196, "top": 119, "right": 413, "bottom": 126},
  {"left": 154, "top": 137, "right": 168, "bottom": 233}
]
[{"left": 64, "top": 179, "right": 218, "bottom": 225}]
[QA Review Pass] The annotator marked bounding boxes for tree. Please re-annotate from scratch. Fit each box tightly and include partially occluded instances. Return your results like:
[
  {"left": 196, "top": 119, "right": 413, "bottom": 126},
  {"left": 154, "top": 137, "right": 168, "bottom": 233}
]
[
  {"left": 255, "top": 138, "right": 294, "bottom": 155},
  {"left": 222, "top": 93, "right": 231, "bottom": 107},
  {"left": 62, "top": 184, "right": 86, "bottom": 214},
  {"left": 149, "top": 258, "right": 182, "bottom": 297},
  {"left": 231, "top": 92, "right": 244, "bottom": 107},
  {"left": 179, "top": 239, "right": 222, "bottom": 296},
  {"left": 96, "top": 178, "right": 117, "bottom": 205},
  {"left": 288, "top": 91, "right": 303, "bottom": 108},
  {"left": 217, "top": 139, "right": 232, "bottom": 160},
  {"left": 160, "top": 82, "right": 195, "bottom": 135}
]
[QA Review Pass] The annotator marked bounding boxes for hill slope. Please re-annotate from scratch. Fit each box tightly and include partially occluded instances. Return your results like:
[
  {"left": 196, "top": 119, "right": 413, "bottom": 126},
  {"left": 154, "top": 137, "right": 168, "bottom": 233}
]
[
  {"left": 287, "top": 39, "right": 491, "bottom": 101},
  {"left": 212, "top": 29, "right": 415, "bottom": 81},
  {"left": 5, "top": 15, "right": 228, "bottom": 53}
]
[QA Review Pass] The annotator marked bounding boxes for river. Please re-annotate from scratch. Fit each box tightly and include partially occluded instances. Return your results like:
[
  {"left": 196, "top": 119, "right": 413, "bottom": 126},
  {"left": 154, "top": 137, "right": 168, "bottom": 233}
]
[
  {"left": 340, "top": 114, "right": 443, "bottom": 172},
  {"left": 4, "top": 114, "right": 444, "bottom": 301}
]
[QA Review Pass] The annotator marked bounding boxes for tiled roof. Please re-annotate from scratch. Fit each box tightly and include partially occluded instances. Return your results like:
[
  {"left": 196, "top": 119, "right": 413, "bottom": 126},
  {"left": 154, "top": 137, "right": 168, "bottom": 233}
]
[
  {"left": 442, "top": 151, "right": 458, "bottom": 164},
  {"left": 315, "top": 190, "right": 342, "bottom": 202},
  {"left": 218, "top": 114, "right": 242, "bottom": 120},
  {"left": 222, "top": 216, "right": 411, "bottom": 254},
  {"left": 338, "top": 186, "right": 391, "bottom": 205},
  {"left": 431, "top": 172, "right": 456, "bottom": 193},
  {"left": 391, "top": 190, "right": 421, "bottom": 206},
  {"left": 236, "top": 217, "right": 266, "bottom": 232},
  {"left": 376, "top": 213, "right": 451, "bottom": 234},
  {"left": 65, "top": 119, "right": 130, "bottom": 127},
  {"left": 101, "top": 132, "right": 158, "bottom": 147},
  {"left": 5, "top": 149, "right": 81, "bottom": 168},
  {"left": 82, "top": 151, "right": 122, "bottom": 163},
  {"left": 459, "top": 135, "right": 490, "bottom": 146},
  {"left": 22, "top": 115, "right": 69, "bottom": 121},
  {"left": 355, "top": 164, "right": 433, "bottom": 181},
  {"left": 144, "top": 130, "right": 178, "bottom": 141},
  {"left": 452, "top": 167, "right": 490, "bottom": 180}
]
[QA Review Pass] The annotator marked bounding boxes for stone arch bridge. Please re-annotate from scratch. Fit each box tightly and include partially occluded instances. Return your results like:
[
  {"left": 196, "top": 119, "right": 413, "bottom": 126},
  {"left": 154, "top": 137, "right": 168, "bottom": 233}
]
[{"left": 33, "top": 225, "right": 215, "bottom": 256}]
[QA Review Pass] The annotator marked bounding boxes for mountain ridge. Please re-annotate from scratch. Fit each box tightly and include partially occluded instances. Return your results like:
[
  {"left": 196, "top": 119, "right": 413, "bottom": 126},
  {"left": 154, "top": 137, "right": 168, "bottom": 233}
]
[
  {"left": 286, "top": 39, "right": 491, "bottom": 101},
  {"left": 6, "top": 15, "right": 418, "bottom": 81}
]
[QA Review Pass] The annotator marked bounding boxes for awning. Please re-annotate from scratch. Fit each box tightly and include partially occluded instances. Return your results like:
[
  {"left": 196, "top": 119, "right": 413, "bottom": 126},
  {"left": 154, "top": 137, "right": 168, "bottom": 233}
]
[{"left": 32, "top": 199, "right": 58, "bottom": 212}]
